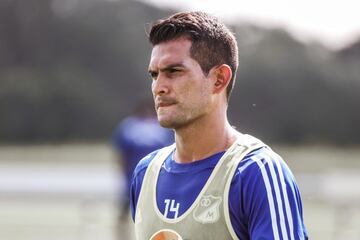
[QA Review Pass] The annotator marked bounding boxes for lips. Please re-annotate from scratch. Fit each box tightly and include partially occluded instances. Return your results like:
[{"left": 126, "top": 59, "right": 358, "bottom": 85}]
[
  {"left": 158, "top": 102, "right": 174, "bottom": 108},
  {"left": 155, "top": 98, "right": 177, "bottom": 109}
]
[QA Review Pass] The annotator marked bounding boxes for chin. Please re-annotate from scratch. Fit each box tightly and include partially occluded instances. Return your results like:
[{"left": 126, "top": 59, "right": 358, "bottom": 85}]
[
  {"left": 158, "top": 116, "right": 180, "bottom": 129},
  {"left": 159, "top": 117, "right": 193, "bottom": 130},
  {"left": 158, "top": 119, "right": 175, "bottom": 129}
]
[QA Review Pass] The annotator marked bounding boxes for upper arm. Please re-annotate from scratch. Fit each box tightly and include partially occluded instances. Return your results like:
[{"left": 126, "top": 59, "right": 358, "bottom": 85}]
[
  {"left": 129, "top": 150, "right": 160, "bottom": 221},
  {"left": 130, "top": 169, "right": 145, "bottom": 221},
  {"left": 241, "top": 149, "right": 308, "bottom": 240}
]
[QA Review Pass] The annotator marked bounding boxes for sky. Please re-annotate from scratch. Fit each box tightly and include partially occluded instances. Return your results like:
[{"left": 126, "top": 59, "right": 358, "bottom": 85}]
[{"left": 141, "top": 0, "right": 360, "bottom": 50}]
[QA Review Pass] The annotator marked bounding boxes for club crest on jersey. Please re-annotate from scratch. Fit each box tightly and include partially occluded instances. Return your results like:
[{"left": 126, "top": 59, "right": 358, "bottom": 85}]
[{"left": 193, "top": 195, "right": 222, "bottom": 224}]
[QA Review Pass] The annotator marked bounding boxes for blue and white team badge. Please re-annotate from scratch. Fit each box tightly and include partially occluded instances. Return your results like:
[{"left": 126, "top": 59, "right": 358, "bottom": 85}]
[
  {"left": 193, "top": 195, "right": 222, "bottom": 224},
  {"left": 150, "top": 229, "right": 183, "bottom": 240}
]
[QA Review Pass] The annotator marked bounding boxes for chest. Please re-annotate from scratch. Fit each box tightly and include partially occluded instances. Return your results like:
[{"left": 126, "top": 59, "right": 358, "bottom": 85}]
[{"left": 156, "top": 166, "right": 213, "bottom": 218}]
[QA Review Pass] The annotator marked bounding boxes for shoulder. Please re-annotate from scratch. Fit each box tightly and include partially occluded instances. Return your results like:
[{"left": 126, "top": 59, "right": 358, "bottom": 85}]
[
  {"left": 232, "top": 147, "right": 308, "bottom": 239},
  {"left": 232, "top": 145, "right": 298, "bottom": 194},
  {"left": 132, "top": 144, "right": 175, "bottom": 177},
  {"left": 236, "top": 146, "right": 292, "bottom": 179},
  {"left": 132, "top": 149, "right": 161, "bottom": 177}
]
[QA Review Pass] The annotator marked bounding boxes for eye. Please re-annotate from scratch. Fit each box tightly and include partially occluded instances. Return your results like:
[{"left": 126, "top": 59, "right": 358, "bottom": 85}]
[
  {"left": 149, "top": 71, "right": 158, "bottom": 80},
  {"left": 169, "top": 68, "right": 179, "bottom": 73}
]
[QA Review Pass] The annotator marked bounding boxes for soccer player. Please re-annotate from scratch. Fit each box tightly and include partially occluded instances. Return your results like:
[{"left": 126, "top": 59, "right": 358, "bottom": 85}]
[{"left": 130, "top": 12, "right": 308, "bottom": 240}]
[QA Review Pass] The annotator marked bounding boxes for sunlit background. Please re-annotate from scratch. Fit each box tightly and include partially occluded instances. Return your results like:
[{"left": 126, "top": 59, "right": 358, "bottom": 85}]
[{"left": 1, "top": 0, "right": 360, "bottom": 239}]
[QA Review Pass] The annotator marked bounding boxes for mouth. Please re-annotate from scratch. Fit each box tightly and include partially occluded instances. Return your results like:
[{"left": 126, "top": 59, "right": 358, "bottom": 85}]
[
  {"left": 158, "top": 102, "right": 175, "bottom": 108},
  {"left": 156, "top": 103, "right": 176, "bottom": 111},
  {"left": 156, "top": 99, "right": 177, "bottom": 110}
]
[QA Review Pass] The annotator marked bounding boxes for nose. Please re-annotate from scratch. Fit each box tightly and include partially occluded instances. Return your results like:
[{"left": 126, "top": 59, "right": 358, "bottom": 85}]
[{"left": 152, "top": 73, "right": 169, "bottom": 96}]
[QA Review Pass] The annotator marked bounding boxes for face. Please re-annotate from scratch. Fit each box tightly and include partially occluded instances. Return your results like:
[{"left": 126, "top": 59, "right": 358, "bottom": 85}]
[{"left": 148, "top": 38, "right": 214, "bottom": 129}]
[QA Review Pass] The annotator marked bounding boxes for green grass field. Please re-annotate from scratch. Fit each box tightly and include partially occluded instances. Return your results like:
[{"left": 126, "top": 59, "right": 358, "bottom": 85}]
[{"left": 0, "top": 143, "right": 359, "bottom": 240}]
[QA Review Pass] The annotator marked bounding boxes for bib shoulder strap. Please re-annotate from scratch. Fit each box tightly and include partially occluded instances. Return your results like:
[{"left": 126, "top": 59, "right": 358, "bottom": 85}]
[
  {"left": 236, "top": 133, "right": 265, "bottom": 149},
  {"left": 147, "top": 143, "right": 176, "bottom": 171}
]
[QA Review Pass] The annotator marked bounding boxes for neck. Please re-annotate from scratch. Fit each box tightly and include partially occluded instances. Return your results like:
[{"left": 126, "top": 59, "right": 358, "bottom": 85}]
[{"left": 173, "top": 111, "right": 238, "bottom": 163}]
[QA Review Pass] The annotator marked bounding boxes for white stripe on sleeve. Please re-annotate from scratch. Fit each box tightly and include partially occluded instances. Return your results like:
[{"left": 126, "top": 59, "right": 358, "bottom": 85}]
[
  {"left": 259, "top": 152, "right": 289, "bottom": 240},
  {"left": 265, "top": 151, "right": 295, "bottom": 240},
  {"left": 253, "top": 156, "right": 280, "bottom": 240}
]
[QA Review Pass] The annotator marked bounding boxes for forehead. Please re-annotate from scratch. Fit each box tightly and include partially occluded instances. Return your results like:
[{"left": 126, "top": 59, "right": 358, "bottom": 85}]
[{"left": 149, "top": 38, "right": 193, "bottom": 68}]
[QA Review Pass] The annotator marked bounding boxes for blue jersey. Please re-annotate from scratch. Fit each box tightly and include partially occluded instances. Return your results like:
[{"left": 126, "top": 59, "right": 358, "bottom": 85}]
[{"left": 130, "top": 146, "right": 308, "bottom": 240}]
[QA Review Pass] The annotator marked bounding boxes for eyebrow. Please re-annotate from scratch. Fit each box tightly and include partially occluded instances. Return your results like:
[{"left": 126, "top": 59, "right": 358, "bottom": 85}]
[{"left": 148, "top": 63, "right": 186, "bottom": 74}]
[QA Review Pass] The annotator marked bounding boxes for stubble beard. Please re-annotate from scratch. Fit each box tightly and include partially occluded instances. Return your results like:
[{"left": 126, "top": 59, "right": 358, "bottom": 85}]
[
  {"left": 157, "top": 104, "right": 207, "bottom": 130},
  {"left": 157, "top": 111, "right": 188, "bottom": 130}
]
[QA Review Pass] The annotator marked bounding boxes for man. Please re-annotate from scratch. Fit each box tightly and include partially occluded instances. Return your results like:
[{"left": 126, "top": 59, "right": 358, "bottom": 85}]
[{"left": 130, "top": 12, "right": 308, "bottom": 240}]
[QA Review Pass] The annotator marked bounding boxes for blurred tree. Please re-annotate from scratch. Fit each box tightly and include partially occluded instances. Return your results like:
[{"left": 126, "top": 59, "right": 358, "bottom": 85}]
[{"left": 0, "top": 0, "right": 359, "bottom": 144}]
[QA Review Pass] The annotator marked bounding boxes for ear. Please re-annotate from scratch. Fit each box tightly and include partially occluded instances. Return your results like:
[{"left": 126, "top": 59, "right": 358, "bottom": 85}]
[{"left": 210, "top": 64, "right": 232, "bottom": 94}]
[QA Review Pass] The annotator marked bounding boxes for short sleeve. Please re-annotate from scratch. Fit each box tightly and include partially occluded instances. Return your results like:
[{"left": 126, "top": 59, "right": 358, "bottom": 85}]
[
  {"left": 129, "top": 150, "right": 160, "bottom": 221},
  {"left": 240, "top": 148, "right": 308, "bottom": 240}
]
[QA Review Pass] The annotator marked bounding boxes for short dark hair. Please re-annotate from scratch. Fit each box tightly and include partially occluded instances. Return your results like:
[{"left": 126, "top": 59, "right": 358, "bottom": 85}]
[{"left": 148, "top": 11, "right": 239, "bottom": 101}]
